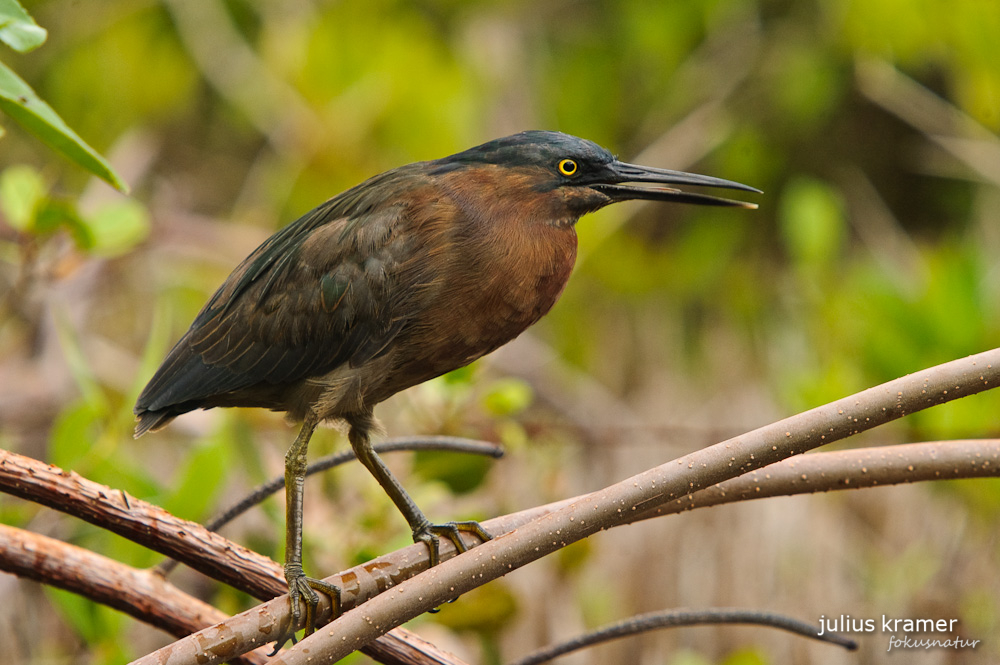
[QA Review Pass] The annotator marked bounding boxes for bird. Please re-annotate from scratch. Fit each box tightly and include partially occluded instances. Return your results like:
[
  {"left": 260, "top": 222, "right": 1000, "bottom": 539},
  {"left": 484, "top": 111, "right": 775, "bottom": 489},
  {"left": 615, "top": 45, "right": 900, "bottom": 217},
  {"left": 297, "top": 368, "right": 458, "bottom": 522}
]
[{"left": 134, "top": 130, "right": 759, "bottom": 647}]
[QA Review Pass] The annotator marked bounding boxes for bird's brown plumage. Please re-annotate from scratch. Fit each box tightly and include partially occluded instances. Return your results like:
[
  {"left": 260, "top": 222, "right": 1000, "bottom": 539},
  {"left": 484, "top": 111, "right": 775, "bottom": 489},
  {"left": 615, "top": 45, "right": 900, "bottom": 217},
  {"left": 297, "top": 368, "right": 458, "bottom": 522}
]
[{"left": 134, "top": 161, "right": 590, "bottom": 436}]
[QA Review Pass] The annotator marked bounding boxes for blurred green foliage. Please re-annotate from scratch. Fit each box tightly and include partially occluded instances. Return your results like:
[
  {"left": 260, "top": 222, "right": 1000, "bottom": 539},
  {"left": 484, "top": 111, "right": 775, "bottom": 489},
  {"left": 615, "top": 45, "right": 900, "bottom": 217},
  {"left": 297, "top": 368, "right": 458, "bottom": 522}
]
[
  {"left": 1, "top": 0, "right": 998, "bottom": 663},
  {"left": 0, "top": 0, "right": 127, "bottom": 190}
]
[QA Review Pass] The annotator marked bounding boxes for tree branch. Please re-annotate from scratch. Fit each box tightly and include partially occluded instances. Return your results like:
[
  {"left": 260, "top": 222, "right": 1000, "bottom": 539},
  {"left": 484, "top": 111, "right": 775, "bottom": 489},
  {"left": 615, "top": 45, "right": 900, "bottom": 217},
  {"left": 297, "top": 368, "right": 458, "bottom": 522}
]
[
  {"left": 263, "top": 348, "right": 999, "bottom": 664},
  {"left": 508, "top": 607, "right": 857, "bottom": 665},
  {"left": 127, "top": 351, "right": 1000, "bottom": 664},
  {"left": 0, "top": 448, "right": 472, "bottom": 665},
  {"left": 155, "top": 436, "right": 502, "bottom": 576},
  {"left": 6, "top": 437, "right": 993, "bottom": 664},
  {"left": 0, "top": 448, "right": 283, "bottom": 598},
  {"left": 0, "top": 524, "right": 271, "bottom": 665}
]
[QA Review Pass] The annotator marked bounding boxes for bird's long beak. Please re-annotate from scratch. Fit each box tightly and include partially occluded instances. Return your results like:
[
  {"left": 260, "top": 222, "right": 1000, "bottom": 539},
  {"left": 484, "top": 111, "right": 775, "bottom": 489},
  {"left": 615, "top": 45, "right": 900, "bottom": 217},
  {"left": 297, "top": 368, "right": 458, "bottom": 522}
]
[{"left": 594, "top": 161, "right": 761, "bottom": 208}]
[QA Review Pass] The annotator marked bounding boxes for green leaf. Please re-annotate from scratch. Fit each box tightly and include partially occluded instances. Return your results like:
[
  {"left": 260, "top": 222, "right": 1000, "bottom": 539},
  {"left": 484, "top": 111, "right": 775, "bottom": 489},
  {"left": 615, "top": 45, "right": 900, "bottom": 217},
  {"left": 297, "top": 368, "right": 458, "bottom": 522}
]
[
  {"left": 163, "top": 436, "right": 229, "bottom": 521},
  {"left": 0, "top": 0, "right": 46, "bottom": 53},
  {"left": 34, "top": 196, "right": 89, "bottom": 244},
  {"left": 481, "top": 377, "right": 533, "bottom": 417},
  {"left": 0, "top": 163, "right": 45, "bottom": 230},
  {"left": 83, "top": 199, "right": 149, "bottom": 256},
  {"left": 49, "top": 400, "right": 103, "bottom": 471},
  {"left": 413, "top": 449, "right": 493, "bottom": 495},
  {"left": 0, "top": 60, "right": 128, "bottom": 192}
]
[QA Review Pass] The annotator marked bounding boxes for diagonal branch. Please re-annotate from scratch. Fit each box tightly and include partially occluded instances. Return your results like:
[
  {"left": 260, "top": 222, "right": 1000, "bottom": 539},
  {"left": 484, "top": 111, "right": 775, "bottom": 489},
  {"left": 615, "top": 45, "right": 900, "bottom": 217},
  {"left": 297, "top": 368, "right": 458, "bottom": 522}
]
[
  {"left": 129, "top": 351, "right": 1000, "bottom": 665},
  {"left": 6, "top": 437, "right": 994, "bottom": 665},
  {"left": 0, "top": 524, "right": 271, "bottom": 665},
  {"left": 0, "top": 447, "right": 473, "bottom": 665},
  {"left": 264, "top": 348, "right": 999, "bottom": 664},
  {"left": 0, "top": 447, "right": 284, "bottom": 598},
  {"left": 643, "top": 438, "right": 1000, "bottom": 517}
]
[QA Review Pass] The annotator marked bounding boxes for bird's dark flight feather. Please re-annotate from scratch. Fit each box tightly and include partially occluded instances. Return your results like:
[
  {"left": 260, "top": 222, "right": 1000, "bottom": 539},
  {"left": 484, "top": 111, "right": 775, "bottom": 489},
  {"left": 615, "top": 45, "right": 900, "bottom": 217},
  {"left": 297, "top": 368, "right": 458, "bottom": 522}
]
[{"left": 134, "top": 168, "right": 424, "bottom": 434}]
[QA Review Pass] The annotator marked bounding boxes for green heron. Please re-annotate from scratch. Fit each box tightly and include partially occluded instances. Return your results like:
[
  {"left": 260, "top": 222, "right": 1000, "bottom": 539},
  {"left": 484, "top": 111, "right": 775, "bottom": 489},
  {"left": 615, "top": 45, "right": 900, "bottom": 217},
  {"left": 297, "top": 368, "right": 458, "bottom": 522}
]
[{"left": 134, "top": 130, "right": 758, "bottom": 647}]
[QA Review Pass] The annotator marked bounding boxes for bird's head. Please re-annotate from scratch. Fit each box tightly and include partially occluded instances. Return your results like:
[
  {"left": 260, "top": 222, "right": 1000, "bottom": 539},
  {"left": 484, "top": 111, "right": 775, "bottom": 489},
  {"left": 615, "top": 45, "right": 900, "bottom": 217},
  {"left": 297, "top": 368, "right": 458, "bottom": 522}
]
[{"left": 430, "top": 130, "right": 759, "bottom": 224}]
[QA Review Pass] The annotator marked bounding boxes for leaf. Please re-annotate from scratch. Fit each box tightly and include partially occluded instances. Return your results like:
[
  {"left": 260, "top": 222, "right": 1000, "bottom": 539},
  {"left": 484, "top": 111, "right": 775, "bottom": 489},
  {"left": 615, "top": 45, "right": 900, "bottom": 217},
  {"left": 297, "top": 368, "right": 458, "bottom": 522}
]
[
  {"left": 413, "top": 449, "right": 493, "bottom": 495},
  {"left": 83, "top": 198, "right": 149, "bottom": 256},
  {"left": 0, "top": 163, "right": 45, "bottom": 230},
  {"left": 0, "top": 59, "right": 128, "bottom": 192},
  {"left": 49, "top": 400, "right": 103, "bottom": 471},
  {"left": 163, "top": 435, "right": 229, "bottom": 521},
  {"left": 0, "top": 0, "right": 46, "bottom": 53},
  {"left": 481, "top": 377, "right": 533, "bottom": 417}
]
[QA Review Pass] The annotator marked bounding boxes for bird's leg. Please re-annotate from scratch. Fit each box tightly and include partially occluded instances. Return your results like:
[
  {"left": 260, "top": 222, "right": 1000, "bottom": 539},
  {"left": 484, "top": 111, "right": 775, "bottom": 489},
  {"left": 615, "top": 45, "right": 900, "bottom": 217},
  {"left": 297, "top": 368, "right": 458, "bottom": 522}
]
[
  {"left": 347, "top": 420, "right": 492, "bottom": 567},
  {"left": 270, "top": 412, "right": 341, "bottom": 654}
]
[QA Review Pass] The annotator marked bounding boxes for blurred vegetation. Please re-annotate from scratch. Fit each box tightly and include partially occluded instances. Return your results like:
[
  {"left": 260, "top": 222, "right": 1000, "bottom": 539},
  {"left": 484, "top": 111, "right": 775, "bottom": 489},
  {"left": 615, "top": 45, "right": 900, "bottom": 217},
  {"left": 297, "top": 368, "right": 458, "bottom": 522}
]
[
  {"left": 1, "top": 1, "right": 998, "bottom": 664},
  {"left": 0, "top": 0, "right": 127, "bottom": 190}
]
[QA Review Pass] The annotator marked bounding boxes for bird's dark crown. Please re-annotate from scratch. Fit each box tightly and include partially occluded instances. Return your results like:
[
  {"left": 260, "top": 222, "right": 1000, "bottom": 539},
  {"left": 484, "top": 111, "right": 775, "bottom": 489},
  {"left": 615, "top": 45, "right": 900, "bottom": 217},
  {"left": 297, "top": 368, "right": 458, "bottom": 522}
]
[{"left": 433, "top": 131, "right": 616, "bottom": 172}]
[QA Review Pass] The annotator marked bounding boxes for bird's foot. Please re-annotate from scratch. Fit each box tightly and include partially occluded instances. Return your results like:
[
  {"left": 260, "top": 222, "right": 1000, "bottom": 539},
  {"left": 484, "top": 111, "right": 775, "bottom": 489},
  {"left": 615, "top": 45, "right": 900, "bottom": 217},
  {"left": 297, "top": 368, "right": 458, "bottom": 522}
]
[
  {"left": 414, "top": 520, "right": 492, "bottom": 567},
  {"left": 268, "top": 563, "right": 341, "bottom": 655}
]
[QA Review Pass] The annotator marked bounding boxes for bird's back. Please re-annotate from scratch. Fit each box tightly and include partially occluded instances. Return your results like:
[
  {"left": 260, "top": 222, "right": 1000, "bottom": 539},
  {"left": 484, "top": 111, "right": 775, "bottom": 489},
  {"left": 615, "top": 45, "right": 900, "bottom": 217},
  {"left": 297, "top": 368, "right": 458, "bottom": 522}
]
[
  {"left": 134, "top": 167, "right": 429, "bottom": 435},
  {"left": 134, "top": 134, "right": 601, "bottom": 436}
]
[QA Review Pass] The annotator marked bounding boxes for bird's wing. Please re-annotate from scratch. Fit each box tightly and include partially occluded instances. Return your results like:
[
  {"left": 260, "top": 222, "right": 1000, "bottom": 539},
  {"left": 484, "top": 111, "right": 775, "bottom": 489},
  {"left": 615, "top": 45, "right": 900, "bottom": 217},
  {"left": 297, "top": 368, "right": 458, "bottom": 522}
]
[{"left": 134, "top": 198, "right": 414, "bottom": 430}]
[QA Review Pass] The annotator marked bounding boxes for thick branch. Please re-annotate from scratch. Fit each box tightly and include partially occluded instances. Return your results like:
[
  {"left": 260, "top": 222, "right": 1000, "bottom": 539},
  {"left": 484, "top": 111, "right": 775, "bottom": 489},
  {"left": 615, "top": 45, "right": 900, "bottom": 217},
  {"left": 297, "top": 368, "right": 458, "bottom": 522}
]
[
  {"left": 0, "top": 449, "right": 471, "bottom": 665},
  {"left": 0, "top": 524, "right": 271, "bottom": 665},
  {"left": 129, "top": 355, "right": 1000, "bottom": 664},
  {"left": 5, "top": 352, "right": 998, "bottom": 665},
  {"left": 0, "top": 448, "right": 283, "bottom": 598},
  {"left": 266, "top": 349, "right": 1000, "bottom": 664},
  {"left": 6, "top": 438, "right": 990, "bottom": 664},
  {"left": 645, "top": 438, "right": 1000, "bottom": 517}
]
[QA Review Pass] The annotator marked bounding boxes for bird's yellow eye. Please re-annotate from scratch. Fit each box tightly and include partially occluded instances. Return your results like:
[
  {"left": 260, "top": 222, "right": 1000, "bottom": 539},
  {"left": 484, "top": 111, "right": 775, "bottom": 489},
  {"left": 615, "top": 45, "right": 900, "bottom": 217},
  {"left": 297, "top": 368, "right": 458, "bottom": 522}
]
[{"left": 558, "top": 159, "right": 578, "bottom": 176}]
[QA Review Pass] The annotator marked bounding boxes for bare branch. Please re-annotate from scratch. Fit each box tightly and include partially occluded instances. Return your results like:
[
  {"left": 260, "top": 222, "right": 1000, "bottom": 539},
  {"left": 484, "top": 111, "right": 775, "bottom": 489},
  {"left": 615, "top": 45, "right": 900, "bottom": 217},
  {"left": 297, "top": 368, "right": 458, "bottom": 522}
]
[
  {"left": 0, "top": 448, "right": 284, "bottom": 598},
  {"left": 6, "top": 436, "right": 992, "bottom": 664},
  {"left": 0, "top": 524, "right": 271, "bottom": 665},
  {"left": 155, "top": 436, "right": 502, "bottom": 576},
  {"left": 265, "top": 349, "right": 999, "bottom": 664},
  {"left": 134, "top": 349, "right": 1000, "bottom": 665},
  {"left": 508, "top": 608, "right": 857, "bottom": 665},
  {"left": 207, "top": 436, "right": 501, "bottom": 535},
  {"left": 0, "top": 449, "right": 472, "bottom": 665},
  {"left": 643, "top": 438, "right": 1000, "bottom": 518}
]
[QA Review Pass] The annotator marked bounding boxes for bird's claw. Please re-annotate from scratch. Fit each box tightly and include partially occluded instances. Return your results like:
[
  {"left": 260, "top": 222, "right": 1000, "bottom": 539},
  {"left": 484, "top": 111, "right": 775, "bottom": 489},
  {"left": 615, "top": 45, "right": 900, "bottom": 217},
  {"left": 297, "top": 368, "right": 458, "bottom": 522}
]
[
  {"left": 268, "top": 564, "right": 341, "bottom": 655},
  {"left": 414, "top": 520, "right": 492, "bottom": 567}
]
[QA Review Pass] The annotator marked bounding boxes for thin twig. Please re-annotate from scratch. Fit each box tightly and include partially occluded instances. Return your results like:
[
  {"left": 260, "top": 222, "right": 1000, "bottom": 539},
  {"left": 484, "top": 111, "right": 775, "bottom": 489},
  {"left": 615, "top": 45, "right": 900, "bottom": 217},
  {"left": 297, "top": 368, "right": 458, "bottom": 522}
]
[
  {"left": 155, "top": 436, "right": 502, "bottom": 576},
  {"left": 211, "top": 436, "right": 501, "bottom": 532},
  {"left": 508, "top": 608, "right": 857, "bottom": 665}
]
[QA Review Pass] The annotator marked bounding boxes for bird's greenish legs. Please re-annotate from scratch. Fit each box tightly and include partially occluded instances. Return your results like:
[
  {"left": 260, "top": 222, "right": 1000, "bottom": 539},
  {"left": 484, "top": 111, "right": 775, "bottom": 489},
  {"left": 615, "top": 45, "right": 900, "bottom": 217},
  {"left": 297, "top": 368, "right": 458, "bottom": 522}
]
[
  {"left": 347, "top": 419, "right": 493, "bottom": 567},
  {"left": 270, "top": 412, "right": 492, "bottom": 652},
  {"left": 270, "top": 412, "right": 341, "bottom": 653}
]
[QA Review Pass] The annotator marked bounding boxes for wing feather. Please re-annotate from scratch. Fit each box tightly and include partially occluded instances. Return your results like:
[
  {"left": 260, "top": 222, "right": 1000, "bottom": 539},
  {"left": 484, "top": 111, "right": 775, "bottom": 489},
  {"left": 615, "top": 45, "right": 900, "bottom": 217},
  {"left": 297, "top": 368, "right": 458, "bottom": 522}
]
[{"left": 134, "top": 182, "right": 422, "bottom": 431}]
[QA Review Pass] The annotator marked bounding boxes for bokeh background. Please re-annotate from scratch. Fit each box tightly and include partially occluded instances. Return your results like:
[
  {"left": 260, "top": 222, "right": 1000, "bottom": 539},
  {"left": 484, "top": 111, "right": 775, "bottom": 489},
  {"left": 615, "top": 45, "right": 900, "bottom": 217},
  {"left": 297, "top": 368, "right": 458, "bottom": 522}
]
[{"left": 2, "top": 1, "right": 999, "bottom": 663}]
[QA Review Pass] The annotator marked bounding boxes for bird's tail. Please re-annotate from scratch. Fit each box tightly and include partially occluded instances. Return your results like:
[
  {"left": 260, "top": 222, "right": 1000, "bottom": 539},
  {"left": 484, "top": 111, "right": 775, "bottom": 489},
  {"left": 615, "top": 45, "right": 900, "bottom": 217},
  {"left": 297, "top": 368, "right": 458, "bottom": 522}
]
[{"left": 133, "top": 409, "right": 177, "bottom": 439}]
